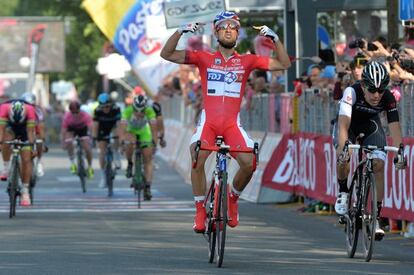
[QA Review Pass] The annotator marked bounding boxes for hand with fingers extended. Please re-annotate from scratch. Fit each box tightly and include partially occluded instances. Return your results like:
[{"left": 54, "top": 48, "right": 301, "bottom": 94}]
[
  {"left": 177, "top": 22, "right": 204, "bottom": 34},
  {"left": 253, "top": 25, "right": 279, "bottom": 43},
  {"left": 394, "top": 143, "right": 407, "bottom": 170}
]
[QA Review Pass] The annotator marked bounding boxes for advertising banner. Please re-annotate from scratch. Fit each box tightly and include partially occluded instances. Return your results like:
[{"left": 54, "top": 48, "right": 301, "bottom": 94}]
[
  {"left": 82, "top": 0, "right": 178, "bottom": 95},
  {"left": 262, "top": 133, "right": 414, "bottom": 221},
  {"left": 163, "top": 0, "right": 225, "bottom": 28}
]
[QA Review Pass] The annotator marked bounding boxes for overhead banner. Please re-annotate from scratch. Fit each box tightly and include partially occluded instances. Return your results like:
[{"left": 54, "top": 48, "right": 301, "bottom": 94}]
[
  {"left": 262, "top": 133, "right": 414, "bottom": 222},
  {"left": 82, "top": 0, "right": 178, "bottom": 95},
  {"left": 163, "top": 0, "right": 225, "bottom": 29}
]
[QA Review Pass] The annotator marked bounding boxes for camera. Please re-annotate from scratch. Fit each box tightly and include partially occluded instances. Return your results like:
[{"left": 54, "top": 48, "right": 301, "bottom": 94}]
[
  {"left": 400, "top": 59, "right": 414, "bottom": 72},
  {"left": 313, "top": 88, "right": 320, "bottom": 94},
  {"left": 348, "top": 38, "right": 378, "bottom": 51}
]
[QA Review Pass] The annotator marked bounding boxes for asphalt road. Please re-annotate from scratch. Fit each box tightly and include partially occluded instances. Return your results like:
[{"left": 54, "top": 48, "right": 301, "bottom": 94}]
[{"left": 0, "top": 147, "right": 413, "bottom": 275}]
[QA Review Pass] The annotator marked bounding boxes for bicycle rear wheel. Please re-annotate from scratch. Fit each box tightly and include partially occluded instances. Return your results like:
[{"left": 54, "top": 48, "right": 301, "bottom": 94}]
[
  {"left": 361, "top": 173, "right": 377, "bottom": 262},
  {"left": 207, "top": 180, "right": 216, "bottom": 263},
  {"left": 216, "top": 173, "right": 228, "bottom": 267},
  {"left": 345, "top": 172, "right": 361, "bottom": 258}
]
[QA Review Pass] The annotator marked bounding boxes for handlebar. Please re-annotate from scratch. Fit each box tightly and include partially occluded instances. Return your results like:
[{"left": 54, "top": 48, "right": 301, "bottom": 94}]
[
  {"left": 2, "top": 140, "right": 33, "bottom": 147},
  {"left": 192, "top": 140, "right": 259, "bottom": 170}
]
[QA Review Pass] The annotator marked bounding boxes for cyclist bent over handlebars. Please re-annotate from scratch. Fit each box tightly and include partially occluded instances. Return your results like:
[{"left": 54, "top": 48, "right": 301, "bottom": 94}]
[
  {"left": 0, "top": 100, "right": 36, "bottom": 206},
  {"left": 119, "top": 95, "right": 158, "bottom": 200},
  {"left": 333, "top": 61, "right": 406, "bottom": 241}
]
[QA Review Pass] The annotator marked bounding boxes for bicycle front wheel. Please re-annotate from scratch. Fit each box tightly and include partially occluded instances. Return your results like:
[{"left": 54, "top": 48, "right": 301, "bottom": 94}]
[
  {"left": 8, "top": 159, "right": 19, "bottom": 218},
  {"left": 29, "top": 159, "right": 38, "bottom": 204},
  {"left": 216, "top": 173, "right": 228, "bottom": 268},
  {"left": 78, "top": 155, "right": 86, "bottom": 193},
  {"left": 105, "top": 162, "right": 114, "bottom": 197},
  {"left": 345, "top": 172, "right": 361, "bottom": 258},
  {"left": 207, "top": 180, "right": 216, "bottom": 263},
  {"left": 361, "top": 173, "right": 377, "bottom": 262}
]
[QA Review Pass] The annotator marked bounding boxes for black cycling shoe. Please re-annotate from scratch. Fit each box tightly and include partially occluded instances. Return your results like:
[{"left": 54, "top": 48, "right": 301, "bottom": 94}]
[
  {"left": 126, "top": 162, "right": 133, "bottom": 178},
  {"left": 144, "top": 185, "right": 152, "bottom": 201}
]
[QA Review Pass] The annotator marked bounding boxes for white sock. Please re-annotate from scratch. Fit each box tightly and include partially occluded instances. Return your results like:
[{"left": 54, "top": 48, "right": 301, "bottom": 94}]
[
  {"left": 194, "top": 196, "right": 205, "bottom": 202},
  {"left": 22, "top": 183, "right": 29, "bottom": 191},
  {"left": 232, "top": 185, "right": 241, "bottom": 196},
  {"left": 3, "top": 161, "right": 9, "bottom": 171}
]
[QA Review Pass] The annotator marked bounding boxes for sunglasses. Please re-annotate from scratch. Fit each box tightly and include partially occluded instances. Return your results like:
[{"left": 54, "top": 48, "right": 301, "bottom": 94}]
[
  {"left": 365, "top": 87, "right": 385, "bottom": 94},
  {"left": 216, "top": 21, "right": 240, "bottom": 31}
]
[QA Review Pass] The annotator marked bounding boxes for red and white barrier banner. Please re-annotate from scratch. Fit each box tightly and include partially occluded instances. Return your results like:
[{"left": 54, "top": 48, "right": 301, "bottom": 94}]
[{"left": 262, "top": 132, "right": 414, "bottom": 221}]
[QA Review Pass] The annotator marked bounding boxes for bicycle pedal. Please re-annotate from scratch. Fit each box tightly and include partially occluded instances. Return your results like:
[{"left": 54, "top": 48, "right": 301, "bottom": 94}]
[{"left": 338, "top": 216, "right": 346, "bottom": 224}]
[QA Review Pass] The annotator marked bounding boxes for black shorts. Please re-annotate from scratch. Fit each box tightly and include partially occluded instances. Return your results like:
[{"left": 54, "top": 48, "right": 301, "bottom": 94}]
[
  {"left": 68, "top": 126, "right": 89, "bottom": 138},
  {"left": 96, "top": 125, "right": 116, "bottom": 141},
  {"left": 7, "top": 124, "right": 28, "bottom": 141}
]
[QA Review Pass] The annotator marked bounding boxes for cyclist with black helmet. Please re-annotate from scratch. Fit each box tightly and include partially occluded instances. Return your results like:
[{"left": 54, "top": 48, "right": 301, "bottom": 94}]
[
  {"left": 131, "top": 86, "right": 167, "bottom": 148},
  {"left": 0, "top": 99, "right": 36, "bottom": 206},
  {"left": 161, "top": 10, "right": 291, "bottom": 233},
  {"left": 119, "top": 95, "right": 158, "bottom": 200},
  {"left": 334, "top": 61, "right": 406, "bottom": 240},
  {"left": 61, "top": 100, "right": 94, "bottom": 179},
  {"left": 92, "top": 93, "right": 121, "bottom": 188}
]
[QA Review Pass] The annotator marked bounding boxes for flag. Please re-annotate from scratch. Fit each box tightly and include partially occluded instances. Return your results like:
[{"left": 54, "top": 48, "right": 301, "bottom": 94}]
[{"left": 82, "top": 0, "right": 177, "bottom": 94}]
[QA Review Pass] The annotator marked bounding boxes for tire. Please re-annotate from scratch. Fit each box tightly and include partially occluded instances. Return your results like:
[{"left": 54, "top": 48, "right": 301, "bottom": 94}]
[
  {"left": 8, "top": 159, "right": 18, "bottom": 218},
  {"left": 345, "top": 171, "right": 361, "bottom": 258},
  {"left": 78, "top": 153, "right": 86, "bottom": 193},
  {"left": 29, "top": 160, "right": 37, "bottom": 204},
  {"left": 216, "top": 173, "right": 228, "bottom": 268},
  {"left": 362, "top": 173, "right": 377, "bottom": 262},
  {"left": 134, "top": 151, "right": 144, "bottom": 208},
  {"left": 207, "top": 181, "right": 216, "bottom": 263}
]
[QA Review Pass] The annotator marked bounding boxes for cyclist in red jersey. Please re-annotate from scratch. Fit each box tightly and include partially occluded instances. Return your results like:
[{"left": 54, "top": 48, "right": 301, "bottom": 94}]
[{"left": 161, "top": 11, "right": 291, "bottom": 233}]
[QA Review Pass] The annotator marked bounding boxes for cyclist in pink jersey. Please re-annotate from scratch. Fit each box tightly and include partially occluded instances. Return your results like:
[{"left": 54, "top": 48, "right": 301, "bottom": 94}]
[
  {"left": 161, "top": 11, "right": 291, "bottom": 233},
  {"left": 0, "top": 100, "right": 36, "bottom": 206},
  {"left": 61, "top": 100, "right": 94, "bottom": 178}
]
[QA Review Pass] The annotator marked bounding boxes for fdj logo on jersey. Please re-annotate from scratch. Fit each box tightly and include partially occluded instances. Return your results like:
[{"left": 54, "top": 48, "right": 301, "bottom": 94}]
[
  {"left": 207, "top": 72, "right": 223, "bottom": 81},
  {"left": 224, "top": 72, "right": 237, "bottom": 84}
]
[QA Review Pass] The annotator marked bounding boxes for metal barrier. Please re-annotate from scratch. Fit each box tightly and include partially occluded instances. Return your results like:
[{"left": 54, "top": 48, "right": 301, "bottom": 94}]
[
  {"left": 297, "top": 89, "right": 338, "bottom": 135},
  {"left": 160, "top": 93, "right": 289, "bottom": 132},
  {"left": 160, "top": 82, "right": 414, "bottom": 136}
]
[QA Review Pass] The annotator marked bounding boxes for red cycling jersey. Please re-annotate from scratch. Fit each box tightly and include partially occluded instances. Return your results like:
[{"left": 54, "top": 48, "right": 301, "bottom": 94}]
[{"left": 184, "top": 50, "right": 269, "bottom": 150}]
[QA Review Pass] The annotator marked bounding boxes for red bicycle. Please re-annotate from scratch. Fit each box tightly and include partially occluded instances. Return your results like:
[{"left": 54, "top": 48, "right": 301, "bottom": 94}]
[{"left": 193, "top": 136, "right": 258, "bottom": 267}]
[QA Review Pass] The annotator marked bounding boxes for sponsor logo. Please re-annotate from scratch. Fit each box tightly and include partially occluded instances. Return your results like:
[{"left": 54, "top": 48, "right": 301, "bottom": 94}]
[
  {"left": 346, "top": 95, "right": 352, "bottom": 102},
  {"left": 214, "top": 58, "right": 221, "bottom": 65},
  {"left": 231, "top": 58, "right": 241, "bottom": 64},
  {"left": 208, "top": 89, "right": 216, "bottom": 94},
  {"left": 224, "top": 72, "right": 237, "bottom": 84},
  {"left": 207, "top": 72, "right": 223, "bottom": 81}
]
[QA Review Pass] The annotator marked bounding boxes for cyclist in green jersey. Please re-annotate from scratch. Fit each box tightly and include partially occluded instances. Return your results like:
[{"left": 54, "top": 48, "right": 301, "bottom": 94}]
[{"left": 119, "top": 95, "right": 158, "bottom": 200}]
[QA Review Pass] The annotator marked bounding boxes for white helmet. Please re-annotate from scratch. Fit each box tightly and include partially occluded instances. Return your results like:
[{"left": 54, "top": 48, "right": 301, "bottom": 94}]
[{"left": 21, "top": 92, "right": 36, "bottom": 104}]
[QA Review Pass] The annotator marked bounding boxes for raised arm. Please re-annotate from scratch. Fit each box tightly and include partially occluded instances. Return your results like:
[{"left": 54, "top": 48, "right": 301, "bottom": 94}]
[
  {"left": 160, "top": 23, "right": 203, "bottom": 64},
  {"left": 254, "top": 25, "right": 291, "bottom": 70}
]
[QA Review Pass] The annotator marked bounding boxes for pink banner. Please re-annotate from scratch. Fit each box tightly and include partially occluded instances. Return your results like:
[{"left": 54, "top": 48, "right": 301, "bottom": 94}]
[{"left": 262, "top": 133, "right": 414, "bottom": 221}]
